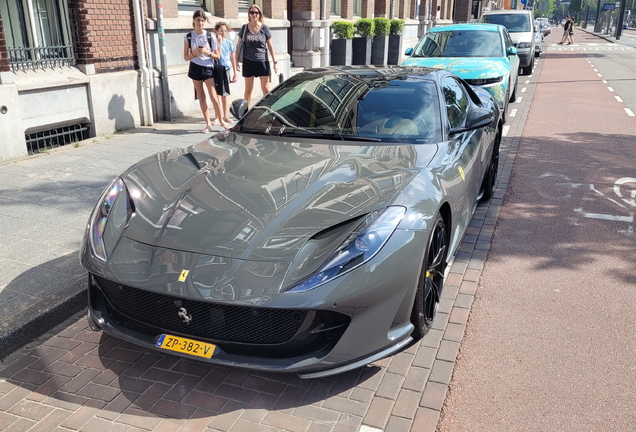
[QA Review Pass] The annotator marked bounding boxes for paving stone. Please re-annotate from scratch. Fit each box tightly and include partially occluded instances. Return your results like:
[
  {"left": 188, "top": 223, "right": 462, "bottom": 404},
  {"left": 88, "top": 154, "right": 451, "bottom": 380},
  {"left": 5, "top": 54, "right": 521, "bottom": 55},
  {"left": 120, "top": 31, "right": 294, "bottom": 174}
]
[
  {"left": 322, "top": 396, "right": 368, "bottom": 417},
  {"left": 117, "top": 407, "right": 164, "bottom": 430},
  {"left": 362, "top": 397, "right": 394, "bottom": 430},
  {"left": 375, "top": 373, "right": 405, "bottom": 400},
  {"left": 262, "top": 410, "right": 312, "bottom": 432},
  {"left": 293, "top": 404, "right": 340, "bottom": 423},
  {"left": 419, "top": 381, "right": 448, "bottom": 411},
  {"left": 392, "top": 389, "right": 420, "bottom": 419},
  {"left": 411, "top": 407, "right": 439, "bottom": 432},
  {"left": 26, "top": 408, "right": 72, "bottom": 432},
  {"left": 436, "top": 340, "right": 460, "bottom": 363},
  {"left": 428, "top": 360, "right": 454, "bottom": 386}
]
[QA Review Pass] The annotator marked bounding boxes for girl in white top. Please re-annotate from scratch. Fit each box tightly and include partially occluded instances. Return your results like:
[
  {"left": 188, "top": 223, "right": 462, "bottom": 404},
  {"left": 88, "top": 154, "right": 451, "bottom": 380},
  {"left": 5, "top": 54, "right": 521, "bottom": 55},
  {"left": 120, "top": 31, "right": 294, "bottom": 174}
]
[{"left": 183, "top": 10, "right": 227, "bottom": 131}]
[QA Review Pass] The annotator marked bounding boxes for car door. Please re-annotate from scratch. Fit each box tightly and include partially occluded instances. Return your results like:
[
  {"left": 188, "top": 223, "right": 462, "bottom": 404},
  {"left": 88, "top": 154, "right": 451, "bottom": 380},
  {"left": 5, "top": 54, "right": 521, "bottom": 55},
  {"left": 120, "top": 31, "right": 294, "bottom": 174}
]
[
  {"left": 440, "top": 76, "right": 484, "bottom": 233},
  {"left": 503, "top": 28, "right": 520, "bottom": 89}
]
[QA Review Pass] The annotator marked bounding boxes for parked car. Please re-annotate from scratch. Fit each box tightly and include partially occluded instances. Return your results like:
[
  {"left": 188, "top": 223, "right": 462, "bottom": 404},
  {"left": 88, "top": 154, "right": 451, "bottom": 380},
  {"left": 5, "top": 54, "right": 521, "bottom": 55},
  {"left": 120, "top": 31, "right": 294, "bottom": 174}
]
[
  {"left": 480, "top": 9, "right": 536, "bottom": 75},
  {"left": 534, "top": 26, "right": 543, "bottom": 57},
  {"left": 403, "top": 23, "right": 519, "bottom": 123},
  {"left": 81, "top": 66, "right": 502, "bottom": 379}
]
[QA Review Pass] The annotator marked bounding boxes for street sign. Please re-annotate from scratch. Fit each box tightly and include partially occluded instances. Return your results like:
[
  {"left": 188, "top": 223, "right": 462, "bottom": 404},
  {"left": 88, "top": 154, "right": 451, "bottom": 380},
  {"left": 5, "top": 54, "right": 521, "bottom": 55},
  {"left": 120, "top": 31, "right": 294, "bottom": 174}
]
[{"left": 603, "top": 3, "right": 615, "bottom": 10}]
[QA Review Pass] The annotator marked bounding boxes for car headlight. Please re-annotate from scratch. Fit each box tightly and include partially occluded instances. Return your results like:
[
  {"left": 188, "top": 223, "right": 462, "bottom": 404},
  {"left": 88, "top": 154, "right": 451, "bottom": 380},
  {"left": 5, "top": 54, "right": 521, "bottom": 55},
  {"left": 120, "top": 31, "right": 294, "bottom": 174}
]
[
  {"left": 517, "top": 42, "right": 532, "bottom": 49},
  {"left": 286, "top": 206, "right": 406, "bottom": 292},
  {"left": 465, "top": 76, "right": 504, "bottom": 86},
  {"left": 88, "top": 177, "right": 134, "bottom": 261}
]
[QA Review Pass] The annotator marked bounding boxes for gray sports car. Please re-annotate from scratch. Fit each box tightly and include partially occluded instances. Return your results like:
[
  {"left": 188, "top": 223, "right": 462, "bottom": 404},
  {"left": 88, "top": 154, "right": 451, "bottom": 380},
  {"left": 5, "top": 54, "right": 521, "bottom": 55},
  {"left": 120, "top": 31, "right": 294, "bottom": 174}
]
[{"left": 81, "top": 66, "right": 502, "bottom": 378}]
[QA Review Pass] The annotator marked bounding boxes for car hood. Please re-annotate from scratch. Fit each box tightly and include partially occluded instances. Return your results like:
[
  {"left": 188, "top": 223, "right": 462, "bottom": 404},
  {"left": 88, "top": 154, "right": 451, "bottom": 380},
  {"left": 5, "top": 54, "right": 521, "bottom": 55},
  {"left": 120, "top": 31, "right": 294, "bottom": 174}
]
[
  {"left": 403, "top": 57, "right": 510, "bottom": 78},
  {"left": 119, "top": 132, "right": 438, "bottom": 262}
]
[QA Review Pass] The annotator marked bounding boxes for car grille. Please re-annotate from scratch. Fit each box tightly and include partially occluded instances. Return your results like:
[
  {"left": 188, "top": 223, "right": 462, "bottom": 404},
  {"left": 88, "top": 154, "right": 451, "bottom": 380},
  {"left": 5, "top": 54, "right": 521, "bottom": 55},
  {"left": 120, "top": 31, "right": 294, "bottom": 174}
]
[{"left": 93, "top": 275, "right": 348, "bottom": 346}]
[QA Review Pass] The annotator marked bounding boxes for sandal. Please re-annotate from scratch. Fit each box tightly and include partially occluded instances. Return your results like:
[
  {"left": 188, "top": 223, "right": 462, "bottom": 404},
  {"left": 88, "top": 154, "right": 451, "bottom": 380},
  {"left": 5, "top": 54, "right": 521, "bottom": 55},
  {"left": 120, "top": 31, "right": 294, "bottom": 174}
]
[
  {"left": 223, "top": 117, "right": 231, "bottom": 123},
  {"left": 200, "top": 125, "right": 213, "bottom": 133}
]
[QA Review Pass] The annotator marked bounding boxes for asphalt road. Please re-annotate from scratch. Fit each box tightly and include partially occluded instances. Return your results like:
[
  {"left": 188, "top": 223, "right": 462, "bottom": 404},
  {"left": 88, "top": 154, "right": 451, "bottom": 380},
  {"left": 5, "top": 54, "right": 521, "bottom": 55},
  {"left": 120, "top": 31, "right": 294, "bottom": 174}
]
[{"left": 438, "top": 31, "right": 636, "bottom": 431}]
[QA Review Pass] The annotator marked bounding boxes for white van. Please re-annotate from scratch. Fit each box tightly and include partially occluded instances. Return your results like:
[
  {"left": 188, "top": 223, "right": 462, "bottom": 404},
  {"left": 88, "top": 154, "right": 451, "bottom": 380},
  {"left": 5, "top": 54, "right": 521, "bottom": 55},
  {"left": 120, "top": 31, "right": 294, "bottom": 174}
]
[{"left": 480, "top": 10, "right": 536, "bottom": 75}]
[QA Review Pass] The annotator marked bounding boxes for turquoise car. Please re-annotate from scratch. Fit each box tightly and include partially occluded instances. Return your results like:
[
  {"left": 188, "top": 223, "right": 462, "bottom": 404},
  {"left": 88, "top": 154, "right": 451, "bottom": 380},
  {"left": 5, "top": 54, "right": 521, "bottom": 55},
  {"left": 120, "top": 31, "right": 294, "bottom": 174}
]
[{"left": 403, "top": 23, "right": 519, "bottom": 123}]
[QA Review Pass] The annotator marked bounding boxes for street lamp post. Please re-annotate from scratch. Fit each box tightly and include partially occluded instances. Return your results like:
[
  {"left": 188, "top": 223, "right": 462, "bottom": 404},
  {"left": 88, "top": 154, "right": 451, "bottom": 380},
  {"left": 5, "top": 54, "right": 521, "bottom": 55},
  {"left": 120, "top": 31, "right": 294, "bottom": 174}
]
[
  {"left": 594, "top": 0, "right": 603, "bottom": 32},
  {"left": 616, "top": 0, "right": 628, "bottom": 38}
]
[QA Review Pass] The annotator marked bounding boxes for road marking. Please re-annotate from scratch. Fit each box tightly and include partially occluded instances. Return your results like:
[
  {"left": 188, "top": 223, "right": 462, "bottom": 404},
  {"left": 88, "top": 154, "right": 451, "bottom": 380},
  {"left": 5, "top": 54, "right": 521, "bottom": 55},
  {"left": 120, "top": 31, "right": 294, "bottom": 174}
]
[
  {"left": 615, "top": 95, "right": 624, "bottom": 102},
  {"left": 597, "top": 73, "right": 603, "bottom": 77},
  {"left": 517, "top": 97, "right": 523, "bottom": 103},
  {"left": 593, "top": 69, "right": 598, "bottom": 72},
  {"left": 608, "top": 87, "right": 614, "bottom": 92},
  {"left": 626, "top": 108, "right": 635, "bottom": 116},
  {"left": 521, "top": 87, "right": 527, "bottom": 93},
  {"left": 525, "top": 80, "right": 530, "bottom": 84},
  {"left": 510, "top": 109, "right": 518, "bottom": 117},
  {"left": 574, "top": 209, "right": 634, "bottom": 223},
  {"left": 602, "top": 80, "right": 608, "bottom": 83},
  {"left": 502, "top": 125, "right": 510, "bottom": 136}
]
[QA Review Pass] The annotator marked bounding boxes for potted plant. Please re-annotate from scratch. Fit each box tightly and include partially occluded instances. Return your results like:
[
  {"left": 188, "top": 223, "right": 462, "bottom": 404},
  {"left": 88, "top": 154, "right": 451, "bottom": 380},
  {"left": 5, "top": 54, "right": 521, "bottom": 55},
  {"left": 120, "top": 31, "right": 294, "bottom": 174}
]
[
  {"left": 388, "top": 19, "right": 405, "bottom": 65},
  {"left": 371, "top": 17, "right": 390, "bottom": 66},
  {"left": 352, "top": 18, "right": 374, "bottom": 65},
  {"left": 330, "top": 21, "right": 354, "bottom": 66}
]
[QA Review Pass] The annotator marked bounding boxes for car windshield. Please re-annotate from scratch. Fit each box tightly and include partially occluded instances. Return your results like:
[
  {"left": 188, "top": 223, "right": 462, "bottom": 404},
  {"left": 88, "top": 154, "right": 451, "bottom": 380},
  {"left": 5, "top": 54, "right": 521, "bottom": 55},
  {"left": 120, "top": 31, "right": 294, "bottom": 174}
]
[
  {"left": 412, "top": 30, "right": 504, "bottom": 58},
  {"left": 482, "top": 14, "right": 531, "bottom": 32},
  {"left": 235, "top": 70, "right": 443, "bottom": 143}
]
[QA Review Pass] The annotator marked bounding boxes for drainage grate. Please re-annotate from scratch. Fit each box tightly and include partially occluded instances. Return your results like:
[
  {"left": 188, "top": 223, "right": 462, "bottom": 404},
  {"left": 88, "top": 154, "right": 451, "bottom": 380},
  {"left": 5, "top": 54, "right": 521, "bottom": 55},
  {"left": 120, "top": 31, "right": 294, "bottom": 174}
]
[{"left": 25, "top": 123, "right": 90, "bottom": 155}]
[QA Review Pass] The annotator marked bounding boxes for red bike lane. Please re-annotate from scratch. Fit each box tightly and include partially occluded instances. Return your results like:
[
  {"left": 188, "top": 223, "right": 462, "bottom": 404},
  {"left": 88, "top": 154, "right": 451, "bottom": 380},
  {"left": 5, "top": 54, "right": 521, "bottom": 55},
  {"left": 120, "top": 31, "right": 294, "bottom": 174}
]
[{"left": 438, "top": 32, "right": 636, "bottom": 431}]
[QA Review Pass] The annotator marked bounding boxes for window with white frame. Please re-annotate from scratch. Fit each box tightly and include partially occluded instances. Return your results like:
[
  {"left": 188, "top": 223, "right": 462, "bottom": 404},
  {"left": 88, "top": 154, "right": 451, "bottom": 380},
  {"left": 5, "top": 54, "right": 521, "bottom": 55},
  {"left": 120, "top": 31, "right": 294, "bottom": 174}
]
[
  {"left": 0, "top": 0, "right": 74, "bottom": 71},
  {"left": 238, "top": 0, "right": 261, "bottom": 14}
]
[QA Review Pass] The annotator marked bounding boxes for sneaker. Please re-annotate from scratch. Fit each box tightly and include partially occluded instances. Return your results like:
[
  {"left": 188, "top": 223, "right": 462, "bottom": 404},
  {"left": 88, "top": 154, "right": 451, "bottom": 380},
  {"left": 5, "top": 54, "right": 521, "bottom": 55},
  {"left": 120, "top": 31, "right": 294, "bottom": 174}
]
[{"left": 557, "top": 42, "right": 563, "bottom": 44}]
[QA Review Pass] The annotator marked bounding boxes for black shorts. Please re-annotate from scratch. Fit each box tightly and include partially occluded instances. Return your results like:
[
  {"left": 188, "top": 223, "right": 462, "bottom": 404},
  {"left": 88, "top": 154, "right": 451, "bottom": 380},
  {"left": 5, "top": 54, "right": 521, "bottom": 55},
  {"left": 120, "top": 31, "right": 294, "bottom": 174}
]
[
  {"left": 242, "top": 58, "right": 270, "bottom": 78},
  {"left": 214, "top": 66, "right": 231, "bottom": 96},
  {"left": 188, "top": 62, "right": 215, "bottom": 82}
]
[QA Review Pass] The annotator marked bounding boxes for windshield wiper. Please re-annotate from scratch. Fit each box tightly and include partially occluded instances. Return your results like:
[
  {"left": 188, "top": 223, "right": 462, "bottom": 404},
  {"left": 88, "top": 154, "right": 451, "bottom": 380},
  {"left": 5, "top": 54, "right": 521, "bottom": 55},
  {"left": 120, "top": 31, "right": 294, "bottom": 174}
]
[
  {"left": 237, "top": 127, "right": 274, "bottom": 136},
  {"left": 278, "top": 130, "right": 381, "bottom": 142}
]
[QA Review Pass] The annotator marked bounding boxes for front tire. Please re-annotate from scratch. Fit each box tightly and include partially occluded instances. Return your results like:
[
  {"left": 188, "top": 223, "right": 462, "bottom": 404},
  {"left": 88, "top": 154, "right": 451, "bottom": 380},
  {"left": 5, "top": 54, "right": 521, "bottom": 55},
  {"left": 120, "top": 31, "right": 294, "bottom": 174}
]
[
  {"left": 521, "top": 57, "right": 534, "bottom": 76},
  {"left": 411, "top": 214, "right": 447, "bottom": 338},
  {"left": 479, "top": 126, "right": 501, "bottom": 201}
]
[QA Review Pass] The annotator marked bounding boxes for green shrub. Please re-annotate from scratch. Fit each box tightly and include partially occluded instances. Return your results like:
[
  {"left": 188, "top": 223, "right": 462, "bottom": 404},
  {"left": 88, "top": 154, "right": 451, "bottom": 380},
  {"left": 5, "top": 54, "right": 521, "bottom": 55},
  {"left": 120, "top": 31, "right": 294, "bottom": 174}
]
[
  {"left": 390, "top": 19, "right": 405, "bottom": 35},
  {"left": 354, "top": 18, "right": 375, "bottom": 38},
  {"left": 331, "top": 21, "right": 354, "bottom": 39},
  {"left": 374, "top": 18, "right": 390, "bottom": 36}
]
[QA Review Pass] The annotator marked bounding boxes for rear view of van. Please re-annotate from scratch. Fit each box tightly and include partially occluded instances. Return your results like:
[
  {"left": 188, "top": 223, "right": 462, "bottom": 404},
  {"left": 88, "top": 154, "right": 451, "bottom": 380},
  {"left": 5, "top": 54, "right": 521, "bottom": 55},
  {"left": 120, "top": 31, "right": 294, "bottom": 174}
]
[{"left": 480, "top": 10, "right": 535, "bottom": 75}]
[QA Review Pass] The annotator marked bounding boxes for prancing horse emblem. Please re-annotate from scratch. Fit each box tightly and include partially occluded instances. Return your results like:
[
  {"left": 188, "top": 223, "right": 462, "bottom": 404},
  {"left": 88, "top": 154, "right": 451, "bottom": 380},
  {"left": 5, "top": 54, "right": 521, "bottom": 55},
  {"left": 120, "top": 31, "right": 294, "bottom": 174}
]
[{"left": 178, "top": 307, "right": 192, "bottom": 324}]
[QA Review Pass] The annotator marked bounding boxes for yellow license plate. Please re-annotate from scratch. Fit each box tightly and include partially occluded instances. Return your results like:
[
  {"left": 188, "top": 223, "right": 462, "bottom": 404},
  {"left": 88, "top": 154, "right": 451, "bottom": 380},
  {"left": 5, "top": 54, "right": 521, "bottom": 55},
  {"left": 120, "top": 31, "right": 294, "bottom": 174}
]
[{"left": 156, "top": 334, "right": 216, "bottom": 358}]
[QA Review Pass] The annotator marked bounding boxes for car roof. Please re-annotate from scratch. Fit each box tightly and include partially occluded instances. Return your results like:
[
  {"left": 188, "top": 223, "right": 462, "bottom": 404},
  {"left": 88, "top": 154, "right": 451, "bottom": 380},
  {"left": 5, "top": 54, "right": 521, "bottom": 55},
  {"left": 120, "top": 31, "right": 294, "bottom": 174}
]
[
  {"left": 481, "top": 9, "right": 533, "bottom": 15},
  {"left": 428, "top": 23, "right": 503, "bottom": 32},
  {"left": 308, "top": 65, "right": 448, "bottom": 79}
]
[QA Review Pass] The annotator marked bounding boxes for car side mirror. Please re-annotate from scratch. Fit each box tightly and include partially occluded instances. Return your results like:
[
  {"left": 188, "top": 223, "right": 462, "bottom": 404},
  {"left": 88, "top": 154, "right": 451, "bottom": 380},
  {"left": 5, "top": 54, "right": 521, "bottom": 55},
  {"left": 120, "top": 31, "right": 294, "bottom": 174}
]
[
  {"left": 449, "top": 107, "right": 494, "bottom": 135},
  {"left": 507, "top": 46, "right": 518, "bottom": 56},
  {"left": 230, "top": 99, "right": 248, "bottom": 120},
  {"left": 405, "top": 47, "right": 413, "bottom": 56}
]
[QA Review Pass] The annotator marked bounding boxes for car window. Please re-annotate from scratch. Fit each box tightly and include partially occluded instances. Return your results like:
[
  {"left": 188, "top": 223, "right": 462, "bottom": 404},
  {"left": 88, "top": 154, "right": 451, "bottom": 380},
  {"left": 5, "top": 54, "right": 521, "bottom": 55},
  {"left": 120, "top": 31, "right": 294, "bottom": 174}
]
[
  {"left": 503, "top": 29, "right": 514, "bottom": 50},
  {"left": 413, "top": 30, "right": 503, "bottom": 58},
  {"left": 442, "top": 77, "right": 469, "bottom": 129},
  {"left": 482, "top": 14, "right": 531, "bottom": 32},
  {"left": 238, "top": 71, "right": 443, "bottom": 143}
]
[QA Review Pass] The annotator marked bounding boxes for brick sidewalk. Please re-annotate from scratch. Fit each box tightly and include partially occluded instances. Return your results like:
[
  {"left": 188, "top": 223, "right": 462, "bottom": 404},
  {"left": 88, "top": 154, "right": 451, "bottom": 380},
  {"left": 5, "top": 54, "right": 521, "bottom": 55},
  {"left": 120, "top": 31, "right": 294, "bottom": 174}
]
[{"left": 0, "top": 61, "right": 543, "bottom": 431}]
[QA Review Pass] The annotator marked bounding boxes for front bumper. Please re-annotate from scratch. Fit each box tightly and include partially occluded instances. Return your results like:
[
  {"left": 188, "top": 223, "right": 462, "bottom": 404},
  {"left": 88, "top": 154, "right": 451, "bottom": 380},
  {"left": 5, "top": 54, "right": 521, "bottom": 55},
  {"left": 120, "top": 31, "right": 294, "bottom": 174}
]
[{"left": 85, "top": 230, "right": 426, "bottom": 378}]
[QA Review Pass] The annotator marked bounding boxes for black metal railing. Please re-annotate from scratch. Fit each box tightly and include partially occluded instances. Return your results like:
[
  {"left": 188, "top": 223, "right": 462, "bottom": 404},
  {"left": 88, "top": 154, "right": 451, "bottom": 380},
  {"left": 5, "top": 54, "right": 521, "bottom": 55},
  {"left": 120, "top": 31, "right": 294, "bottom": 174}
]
[
  {"left": 9, "top": 45, "right": 76, "bottom": 72},
  {"left": 25, "top": 123, "right": 89, "bottom": 155}
]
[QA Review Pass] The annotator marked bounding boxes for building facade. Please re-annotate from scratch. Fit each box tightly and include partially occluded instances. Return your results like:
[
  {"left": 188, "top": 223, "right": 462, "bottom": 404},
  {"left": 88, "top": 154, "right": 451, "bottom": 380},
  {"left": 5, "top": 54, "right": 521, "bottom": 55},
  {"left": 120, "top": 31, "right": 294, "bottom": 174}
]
[{"left": 0, "top": 0, "right": 455, "bottom": 161}]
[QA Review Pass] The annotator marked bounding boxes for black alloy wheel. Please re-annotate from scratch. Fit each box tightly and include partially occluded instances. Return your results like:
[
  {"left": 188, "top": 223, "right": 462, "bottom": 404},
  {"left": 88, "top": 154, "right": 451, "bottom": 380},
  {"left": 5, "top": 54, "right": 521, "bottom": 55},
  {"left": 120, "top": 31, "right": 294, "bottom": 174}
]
[{"left": 411, "top": 214, "right": 447, "bottom": 338}]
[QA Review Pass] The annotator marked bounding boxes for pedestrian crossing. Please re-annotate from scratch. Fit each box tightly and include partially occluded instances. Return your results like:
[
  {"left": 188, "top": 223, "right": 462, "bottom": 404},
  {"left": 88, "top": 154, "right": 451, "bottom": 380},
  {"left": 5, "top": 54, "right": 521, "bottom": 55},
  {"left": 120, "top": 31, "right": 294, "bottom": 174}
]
[{"left": 548, "top": 43, "right": 636, "bottom": 52}]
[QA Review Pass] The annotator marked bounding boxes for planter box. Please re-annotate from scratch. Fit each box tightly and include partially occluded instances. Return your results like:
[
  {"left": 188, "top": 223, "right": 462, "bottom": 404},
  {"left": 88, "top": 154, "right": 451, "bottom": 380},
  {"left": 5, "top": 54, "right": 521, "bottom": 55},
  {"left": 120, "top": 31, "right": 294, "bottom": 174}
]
[
  {"left": 388, "top": 35, "right": 403, "bottom": 65},
  {"left": 352, "top": 37, "right": 372, "bottom": 65},
  {"left": 331, "top": 39, "right": 352, "bottom": 66},
  {"left": 371, "top": 35, "right": 389, "bottom": 66}
]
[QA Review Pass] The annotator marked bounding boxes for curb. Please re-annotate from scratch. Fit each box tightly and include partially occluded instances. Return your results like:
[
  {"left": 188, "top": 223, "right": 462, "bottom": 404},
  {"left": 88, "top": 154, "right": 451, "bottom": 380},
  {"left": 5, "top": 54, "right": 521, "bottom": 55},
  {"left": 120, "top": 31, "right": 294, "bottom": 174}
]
[{"left": 0, "top": 278, "right": 87, "bottom": 358}]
